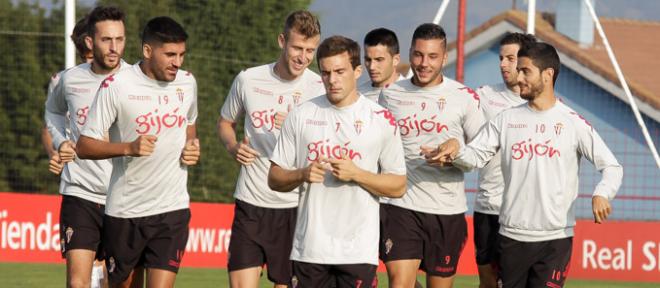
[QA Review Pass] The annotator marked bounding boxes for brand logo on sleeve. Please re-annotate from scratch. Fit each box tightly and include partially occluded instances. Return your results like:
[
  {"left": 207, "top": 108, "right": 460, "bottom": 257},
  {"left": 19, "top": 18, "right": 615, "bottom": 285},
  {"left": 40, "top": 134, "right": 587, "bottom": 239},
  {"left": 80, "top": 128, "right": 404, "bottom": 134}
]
[{"left": 100, "top": 74, "right": 115, "bottom": 88}]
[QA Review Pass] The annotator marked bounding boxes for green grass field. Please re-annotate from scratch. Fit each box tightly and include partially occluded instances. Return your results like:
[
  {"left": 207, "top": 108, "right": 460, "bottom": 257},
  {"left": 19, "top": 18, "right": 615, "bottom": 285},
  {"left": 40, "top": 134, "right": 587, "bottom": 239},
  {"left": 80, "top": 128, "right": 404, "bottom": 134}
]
[{"left": 0, "top": 262, "right": 656, "bottom": 287}]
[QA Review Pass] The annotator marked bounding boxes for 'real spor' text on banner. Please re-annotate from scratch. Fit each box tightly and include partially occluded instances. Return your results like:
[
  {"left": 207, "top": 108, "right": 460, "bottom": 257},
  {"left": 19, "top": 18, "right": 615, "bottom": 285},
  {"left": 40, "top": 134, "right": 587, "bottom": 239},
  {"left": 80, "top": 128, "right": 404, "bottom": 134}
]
[{"left": 0, "top": 192, "right": 658, "bottom": 282}]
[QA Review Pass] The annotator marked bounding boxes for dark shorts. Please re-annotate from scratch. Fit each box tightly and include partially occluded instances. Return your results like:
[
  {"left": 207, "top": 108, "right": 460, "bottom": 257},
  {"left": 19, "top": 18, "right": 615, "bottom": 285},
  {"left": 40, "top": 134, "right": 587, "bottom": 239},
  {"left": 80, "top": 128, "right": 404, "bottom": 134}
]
[
  {"left": 379, "top": 204, "right": 467, "bottom": 277},
  {"left": 228, "top": 199, "right": 297, "bottom": 285},
  {"left": 473, "top": 212, "right": 501, "bottom": 266},
  {"left": 292, "top": 261, "right": 378, "bottom": 288},
  {"left": 59, "top": 195, "right": 105, "bottom": 259},
  {"left": 103, "top": 208, "right": 190, "bottom": 285},
  {"left": 499, "top": 235, "right": 573, "bottom": 288}
]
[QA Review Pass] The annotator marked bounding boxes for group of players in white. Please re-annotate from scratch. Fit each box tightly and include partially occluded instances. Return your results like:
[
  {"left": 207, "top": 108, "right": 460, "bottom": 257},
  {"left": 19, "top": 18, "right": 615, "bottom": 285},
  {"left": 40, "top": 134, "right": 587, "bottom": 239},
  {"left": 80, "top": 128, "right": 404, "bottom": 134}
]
[{"left": 43, "top": 6, "right": 623, "bottom": 288}]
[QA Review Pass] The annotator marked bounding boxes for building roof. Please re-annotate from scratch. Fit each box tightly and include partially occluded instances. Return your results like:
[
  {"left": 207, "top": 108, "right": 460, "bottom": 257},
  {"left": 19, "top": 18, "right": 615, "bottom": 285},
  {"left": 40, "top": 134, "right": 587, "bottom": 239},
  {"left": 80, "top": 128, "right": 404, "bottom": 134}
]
[{"left": 449, "top": 9, "right": 660, "bottom": 111}]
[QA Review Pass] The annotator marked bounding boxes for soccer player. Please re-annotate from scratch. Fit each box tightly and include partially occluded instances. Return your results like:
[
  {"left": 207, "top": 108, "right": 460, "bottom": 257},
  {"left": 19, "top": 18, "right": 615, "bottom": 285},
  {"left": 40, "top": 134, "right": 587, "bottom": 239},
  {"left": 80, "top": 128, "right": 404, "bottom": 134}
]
[
  {"left": 77, "top": 16, "right": 199, "bottom": 288},
  {"left": 268, "top": 35, "right": 406, "bottom": 288},
  {"left": 378, "top": 23, "right": 484, "bottom": 288},
  {"left": 217, "top": 10, "right": 323, "bottom": 288},
  {"left": 44, "top": 6, "right": 128, "bottom": 288},
  {"left": 357, "top": 27, "right": 405, "bottom": 102},
  {"left": 472, "top": 32, "right": 536, "bottom": 288},
  {"left": 431, "top": 42, "right": 623, "bottom": 288}
]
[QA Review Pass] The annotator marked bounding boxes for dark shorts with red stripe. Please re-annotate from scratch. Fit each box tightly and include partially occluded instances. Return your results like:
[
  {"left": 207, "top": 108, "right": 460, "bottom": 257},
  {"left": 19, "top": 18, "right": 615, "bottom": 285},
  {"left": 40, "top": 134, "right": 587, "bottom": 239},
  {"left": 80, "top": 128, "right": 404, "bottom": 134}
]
[
  {"left": 227, "top": 199, "right": 297, "bottom": 285},
  {"left": 103, "top": 208, "right": 190, "bottom": 285},
  {"left": 59, "top": 195, "right": 105, "bottom": 260},
  {"left": 292, "top": 261, "right": 378, "bottom": 288},
  {"left": 499, "top": 235, "right": 573, "bottom": 288},
  {"left": 379, "top": 204, "right": 467, "bottom": 277}
]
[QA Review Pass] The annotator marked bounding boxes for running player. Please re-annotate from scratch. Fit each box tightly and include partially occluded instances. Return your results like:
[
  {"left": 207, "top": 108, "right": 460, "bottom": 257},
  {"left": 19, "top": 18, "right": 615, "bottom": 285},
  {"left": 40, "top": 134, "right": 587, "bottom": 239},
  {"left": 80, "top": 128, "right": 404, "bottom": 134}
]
[
  {"left": 378, "top": 23, "right": 484, "bottom": 288},
  {"left": 357, "top": 28, "right": 405, "bottom": 102},
  {"left": 77, "top": 16, "right": 199, "bottom": 288},
  {"left": 431, "top": 42, "right": 623, "bottom": 288},
  {"left": 217, "top": 10, "right": 323, "bottom": 288},
  {"left": 44, "top": 6, "right": 128, "bottom": 288},
  {"left": 473, "top": 32, "right": 536, "bottom": 288},
  {"left": 268, "top": 35, "right": 406, "bottom": 288}
]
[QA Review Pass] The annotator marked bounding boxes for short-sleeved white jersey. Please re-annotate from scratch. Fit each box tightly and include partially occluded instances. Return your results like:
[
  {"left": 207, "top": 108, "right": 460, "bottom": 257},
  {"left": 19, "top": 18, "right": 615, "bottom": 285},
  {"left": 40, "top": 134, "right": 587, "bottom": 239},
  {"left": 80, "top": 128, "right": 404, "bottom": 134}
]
[
  {"left": 270, "top": 95, "right": 406, "bottom": 265},
  {"left": 220, "top": 63, "right": 324, "bottom": 208},
  {"left": 45, "top": 61, "right": 128, "bottom": 204},
  {"left": 81, "top": 63, "right": 198, "bottom": 218},
  {"left": 454, "top": 101, "right": 622, "bottom": 242},
  {"left": 379, "top": 77, "right": 485, "bottom": 215},
  {"left": 474, "top": 83, "right": 526, "bottom": 214}
]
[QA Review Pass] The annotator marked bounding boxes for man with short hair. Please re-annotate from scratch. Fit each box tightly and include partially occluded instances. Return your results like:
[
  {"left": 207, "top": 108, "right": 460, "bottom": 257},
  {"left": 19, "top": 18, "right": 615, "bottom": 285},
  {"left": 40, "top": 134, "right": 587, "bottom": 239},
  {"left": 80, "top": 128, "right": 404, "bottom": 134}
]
[
  {"left": 44, "top": 6, "right": 129, "bottom": 288},
  {"left": 218, "top": 10, "right": 324, "bottom": 288},
  {"left": 268, "top": 35, "right": 406, "bottom": 288},
  {"left": 431, "top": 42, "right": 622, "bottom": 288},
  {"left": 472, "top": 32, "right": 536, "bottom": 288},
  {"left": 358, "top": 27, "right": 404, "bottom": 102},
  {"left": 378, "top": 23, "right": 484, "bottom": 288},
  {"left": 77, "top": 16, "right": 199, "bottom": 288}
]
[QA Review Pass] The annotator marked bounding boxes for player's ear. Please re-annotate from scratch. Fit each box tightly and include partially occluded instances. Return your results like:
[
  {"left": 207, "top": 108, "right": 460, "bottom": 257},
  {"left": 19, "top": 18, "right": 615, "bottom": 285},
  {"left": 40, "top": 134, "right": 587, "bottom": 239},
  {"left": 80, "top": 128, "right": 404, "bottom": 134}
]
[
  {"left": 84, "top": 35, "right": 93, "bottom": 52},
  {"left": 354, "top": 64, "right": 362, "bottom": 80},
  {"left": 392, "top": 53, "right": 401, "bottom": 67},
  {"left": 142, "top": 43, "right": 152, "bottom": 60},
  {"left": 278, "top": 33, "right": 286, "bottom": 49}
]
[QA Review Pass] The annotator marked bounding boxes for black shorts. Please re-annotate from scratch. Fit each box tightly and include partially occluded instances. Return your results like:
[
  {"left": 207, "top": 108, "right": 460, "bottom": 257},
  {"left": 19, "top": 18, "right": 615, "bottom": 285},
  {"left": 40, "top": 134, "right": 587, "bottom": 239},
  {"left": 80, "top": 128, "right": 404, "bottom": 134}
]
[
  {"left": 59, "top": 195, "right": 105, "bottom": 259},
  {"left": 103, "top": 209, "right": 190, "bottom": 285},
  {"left": 228, "top": 200, "right": 297, "bottom": 285},
  {"left": 292, "top": 261, "right": 377, "bottom": 288},
  {"left": 379, "top": 204, "right": 467, "bottom": 277},
  {"left": 499, "top": 235, "right": 573, "bottom": 288},
  {"left": 473, "top": 212, "right": 501, "bottom": 266}
]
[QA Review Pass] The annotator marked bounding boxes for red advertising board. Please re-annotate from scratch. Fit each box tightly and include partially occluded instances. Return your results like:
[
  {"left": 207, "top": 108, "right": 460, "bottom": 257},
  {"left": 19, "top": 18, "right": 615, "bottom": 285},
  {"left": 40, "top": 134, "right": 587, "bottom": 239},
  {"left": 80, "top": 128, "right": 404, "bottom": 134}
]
[{"left": 0, "top": 192, "right": 658, "bottom": 282}]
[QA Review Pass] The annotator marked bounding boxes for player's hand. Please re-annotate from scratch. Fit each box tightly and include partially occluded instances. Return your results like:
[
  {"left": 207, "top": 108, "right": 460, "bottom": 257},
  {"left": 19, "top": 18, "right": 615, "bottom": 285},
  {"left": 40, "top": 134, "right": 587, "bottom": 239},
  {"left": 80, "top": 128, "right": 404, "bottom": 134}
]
[
  {"left": 129, "top": 135, "right": 157, "bottom": 157},
  {"left": 327, "top": 151, "right": 361, "bottom": 182},
  {"left": 230, "top": 136, "right": 260, "bottom": 165},
  {"left": 592, "top": 195, "right": 612, "bottom": 224},
  {"left": 302, "top": 158, "right": 328, "bottom": 183},
  {"left": 421, "top": 138, "right": 460, "bottom": 166},
  {"left": 273, "top": 105, "right": 291, "bottom": 130},
  {"left": 180, "top": 138, "right": 201, "bottom": 166},
  {"left": 48, "top": 153, "right": 64, "bottom": 175},
  {"left": 58, "top": 140, "right": 77, "bottom": 163}
]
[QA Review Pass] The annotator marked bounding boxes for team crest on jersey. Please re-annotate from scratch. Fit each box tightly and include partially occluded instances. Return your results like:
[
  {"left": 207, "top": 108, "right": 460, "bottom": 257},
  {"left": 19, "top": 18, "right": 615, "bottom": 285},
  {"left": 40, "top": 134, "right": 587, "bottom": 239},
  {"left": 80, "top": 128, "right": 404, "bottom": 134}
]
[
  {"left": 437, "top": 97, "right": 447, "bottom": 111},
  {"left": 292, "top": 91, "right": 302, "bottom": 105},
  {"left": 354, "top": 120, "right": 363, "bottom": 134},
  {"left": 108, "top": 257, "right": 116, "bottom": 273},
  {"left": 385, "top": 238, "right": 393, "bottom": 255},
  {"left": 554, "top": 122, "right": 564, "bottom": 136},
  {"left": 176, "top": 88, "right": 184, "bottom": 102},
  {"left": 65, "top": 227, "right": 74, "bottom": 243}
]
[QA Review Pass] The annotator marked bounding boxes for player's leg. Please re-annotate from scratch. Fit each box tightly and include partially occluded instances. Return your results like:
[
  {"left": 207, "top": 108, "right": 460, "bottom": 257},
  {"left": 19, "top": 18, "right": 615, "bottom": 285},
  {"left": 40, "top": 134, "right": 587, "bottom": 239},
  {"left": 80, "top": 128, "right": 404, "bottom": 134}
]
[
  {"left": 262, "top": 205, "right": 297, "bottom": 287},
  {"left": 334, "top": 264, "right": 378, "bottom": 288},
  {"left": 113, "top": 267, "right": 145, "bottom": 288},
  {"left": 66, "top": 250, "right": 96, "bottom": 288},
  {"left": 292, "top": 261, "right": 333, "bottom": 288},
  {"left": 380, "top": 204, "right": 424, "bottom": 288},
  {"left": 141, "top": 209, "right": 190, "bottom": 288},
  {"left": 424, "top": 213, "right": 467, "bottom": 288},
  {"left": 145, "top": 268, "right": 177, "bottom": 288},
  {"left": 473, "top": 212, "right": 500, "bottom": 288},
  {"left": 228, "top": 200, "right": 268, "bottom": 287},
  {"left": 526, "top": 237, "right": 572, "bottom": 288}
]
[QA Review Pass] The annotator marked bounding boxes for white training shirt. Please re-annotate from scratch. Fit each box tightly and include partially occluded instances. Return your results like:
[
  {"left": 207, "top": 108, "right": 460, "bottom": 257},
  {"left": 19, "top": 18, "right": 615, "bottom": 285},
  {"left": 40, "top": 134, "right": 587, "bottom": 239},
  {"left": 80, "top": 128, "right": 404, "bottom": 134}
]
[
  {"left": 221, "top": 63, "right": 325, "bottom": 208},
  {"left": 45, "top": 61, "right": 128, "bottom": 204},
  {"left": 81, "top": 63, "right": 198, "bottom": 218},
  {"left": 379, "top": 77, "right": 485, "bottom": 215},
  {"left": 357, "top": 74, "right": 408, "bottom": 103},
  {"left": 270, "top": 95, "right": 406, "bottom": 265},
  {"left": 474, "top": 83, "right": 526, "bottom": 215},
  {"left": 454, "top": 101, "right": 623, "bottom": 242}
]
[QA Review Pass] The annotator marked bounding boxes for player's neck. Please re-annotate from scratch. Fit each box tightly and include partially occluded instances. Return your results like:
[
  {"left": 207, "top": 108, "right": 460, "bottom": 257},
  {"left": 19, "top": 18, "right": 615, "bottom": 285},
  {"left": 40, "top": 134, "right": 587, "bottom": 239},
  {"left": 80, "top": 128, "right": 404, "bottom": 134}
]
[
  {"left": 372, "top": 72, "right": 400, "bottom": 88},
  {"left": 273, "top": 60, "right": 299, "bottom": 81},
  {"left": 332, "top": 89, "right": 359, "bottom": 108},
  {"left": 90, "top": 61, "right": 119, "bottom": 75},
  {"left": 505, "top": 82, "right": 521, "bottom": 95},
  {"left": 412, "top": 73, "right": 443, "bottom": 88},
  {"left": 139, "top": 61, "right": 157, "bottom": 81},
  {"left": 528, "top": 90, "right": 557, "bottom": 111}
]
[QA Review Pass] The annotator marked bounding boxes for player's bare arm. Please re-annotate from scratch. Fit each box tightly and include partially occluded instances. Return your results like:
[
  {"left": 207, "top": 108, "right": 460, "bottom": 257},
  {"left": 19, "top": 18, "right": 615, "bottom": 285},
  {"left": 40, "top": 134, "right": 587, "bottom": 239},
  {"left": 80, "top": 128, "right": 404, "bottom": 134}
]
[
  {"left": 77, "top": 134, "right": 157, "bottom": 159},
  {"left": 268, "top": 160, "right": 327, "bottom": 192},
  {"left": 217, "top": 117, "right": 260, "bottom": 165},
  {"left": 327, "top": 153, "right": 406, "bottom": 198}
]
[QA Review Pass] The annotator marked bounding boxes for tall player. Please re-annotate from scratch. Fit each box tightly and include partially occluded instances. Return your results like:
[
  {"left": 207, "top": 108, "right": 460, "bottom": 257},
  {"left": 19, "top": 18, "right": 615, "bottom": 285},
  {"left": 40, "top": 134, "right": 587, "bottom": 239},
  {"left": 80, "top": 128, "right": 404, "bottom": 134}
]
[
  {"left": 357, "top": 28, "right": 404, "bottom": 102},
  {"left": 431, "top": 42, "right": 622, "bottom": 288},
  {"left": 268, "top": 35, "right": 406, "bottom": 288},
  {"left": 77, "top": 16, "right": 199, "bottom": 288},
  {"left": 44, "top": 6, "right": 128, "bottom": 288},
  {"left": 473, "top": 32, "right": 536, "bottom": 288},
  {"left": 217, "top": 10, "right": 323, "bottom": 288},
  {"left": 378, "top": 23, "right": 484, "bottom": 288}
]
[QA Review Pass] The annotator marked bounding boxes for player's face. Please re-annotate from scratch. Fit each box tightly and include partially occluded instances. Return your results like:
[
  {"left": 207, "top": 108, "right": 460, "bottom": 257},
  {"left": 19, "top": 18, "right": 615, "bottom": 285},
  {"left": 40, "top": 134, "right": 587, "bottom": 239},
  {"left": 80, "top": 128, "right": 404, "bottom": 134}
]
[
  {"left": 89, "top": 20, "right": 125, "bottom": 71},
  {"left": 410, "top": 38, "right": 446, "bottom": 87},
  {"left": 144, "top": 42, "right": 186, "bottom": 82},
  {"left": 499, "top": 43, "right": 520, "bottom": 88},
  {"left": 516, "top": 57, "right": 544, "bottom": 100},
  {"left": 279, "top": 30, "right": 320, "bottom": 79},
  {"left": 364, "top": 44, "right": 400, "bottom": 87},
  {"left": 319, "top": 52, "right": 362, "bottom": 107}
]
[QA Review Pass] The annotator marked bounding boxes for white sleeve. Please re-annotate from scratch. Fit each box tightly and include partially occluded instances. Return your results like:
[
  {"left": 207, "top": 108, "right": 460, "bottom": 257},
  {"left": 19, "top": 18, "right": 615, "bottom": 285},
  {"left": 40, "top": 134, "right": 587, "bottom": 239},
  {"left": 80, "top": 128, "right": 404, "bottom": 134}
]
[
  {"left": 270, "top": 109, "right": 298, "bottom": 170},
  {"left": 44, "top": 75, "right": 68, "bottom": 149},
  {"left": 454, "top": 115, "right": 501, "bottom": 170},
  {"left": 378, "top": 111, "right": 406, "bottom": 175},
  {"left": 462, "top": 88, "right": 486, "bottom": 142},
  {"left": 576, "top": 123, "right": 623, "bottom": 201},
  {"left": 80, "top": 78, "right": 118, "bottom": 140},
  {"left": 219, "top": 73, "right": 245, "bottom": 122},
  {"left": 188, "top": 77, "right": 198, "bottom": 124}
]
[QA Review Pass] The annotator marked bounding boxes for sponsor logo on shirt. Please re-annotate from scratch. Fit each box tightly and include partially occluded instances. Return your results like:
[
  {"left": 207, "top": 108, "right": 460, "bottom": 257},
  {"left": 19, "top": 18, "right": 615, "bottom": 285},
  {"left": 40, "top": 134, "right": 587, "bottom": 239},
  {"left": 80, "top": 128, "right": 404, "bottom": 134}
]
[
  {"left": 488, "top": 100, "right": 507, "bottom": 108},
  {"left": 511, "top": 138, "right": 561, "bottom": 160},
  {"left": 128, "top": 95, "right": 153, "bottom": 101},
  {"left": 251, "top": 109, "right": 276, "bottom": 131},
  {"left": 305, "top": 119, "right": 327, "bottom": 126},
  {"left": 76, "top": 106, "right": 89, "bottom": 125},
  {"left": 135, "top": 107, "right": 187, "bottom": 135},
  {"left": 394, "top": 99, "right": 415, "bottom": 106},
  {"left": 397, "top": 113, "right": 449, "bottom": 137},
  {"left": 68, "top": 87, "right": 91, "bottom": 94},
  {"left": 253, "top": 87, "right": 273, "bottom": 96},
  {"left": 307, "top": 139, "right": 362, "bottom": 161},
  {"left": 507, "top": 123, "right": 528, "bottom": 129}
]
